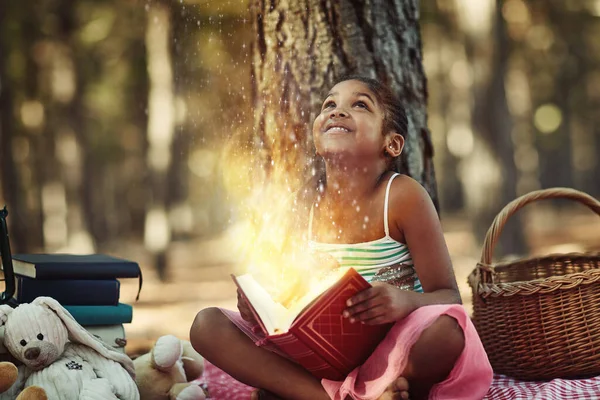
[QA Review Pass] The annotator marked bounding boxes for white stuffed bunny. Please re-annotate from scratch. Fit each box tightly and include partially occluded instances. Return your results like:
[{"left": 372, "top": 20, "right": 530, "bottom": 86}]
[{"left": 0, "top": 297, "right": 139, "bottom": 400}]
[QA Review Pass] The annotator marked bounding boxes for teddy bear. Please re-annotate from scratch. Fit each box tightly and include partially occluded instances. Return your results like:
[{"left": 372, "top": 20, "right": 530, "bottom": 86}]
[
  {"left": 0, "top": 296, "right": 139, "bottom": 400},
  {"left": 133, "top": 335, "right": 207, "bottom": 400}
]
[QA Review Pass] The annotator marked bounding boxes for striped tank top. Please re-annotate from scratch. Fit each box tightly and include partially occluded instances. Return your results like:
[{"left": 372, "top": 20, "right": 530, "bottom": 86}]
[{"left": 308, "top": 173, "right": 422, "bottom": 293}]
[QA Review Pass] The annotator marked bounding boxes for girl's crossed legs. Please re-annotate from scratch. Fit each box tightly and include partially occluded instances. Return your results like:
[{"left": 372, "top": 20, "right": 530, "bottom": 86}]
[{"left": 190, "top": 308, "right": 464, "bottom": 400}]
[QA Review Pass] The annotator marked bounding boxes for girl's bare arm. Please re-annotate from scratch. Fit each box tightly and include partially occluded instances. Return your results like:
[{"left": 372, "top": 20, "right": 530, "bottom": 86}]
[
  {"left": 391, "top": 175, "right": 461, "bottom": 305},
  {"left": 344, "top": 176, "right": 461, "bottom": 324}
]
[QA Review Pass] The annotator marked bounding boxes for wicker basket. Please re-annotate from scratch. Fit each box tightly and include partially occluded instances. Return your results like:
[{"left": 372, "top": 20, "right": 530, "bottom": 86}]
[{"left": 468, "top": 187, "right": 600, "bottom": 380}]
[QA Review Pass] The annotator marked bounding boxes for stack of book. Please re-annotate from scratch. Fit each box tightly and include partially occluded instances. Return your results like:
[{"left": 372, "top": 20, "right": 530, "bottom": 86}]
[{"left": 8, "top": 254, "right": 142, "bottom": 353}]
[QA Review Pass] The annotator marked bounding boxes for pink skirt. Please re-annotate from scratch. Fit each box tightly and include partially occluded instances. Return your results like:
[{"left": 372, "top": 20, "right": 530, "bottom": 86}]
[{"left": 221, "top": 304, "right": 493, "bottom": 400}]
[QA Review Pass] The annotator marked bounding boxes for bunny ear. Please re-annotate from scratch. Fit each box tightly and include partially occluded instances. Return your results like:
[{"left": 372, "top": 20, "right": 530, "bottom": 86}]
[
  {"left": 32, "top": 297, "right": 136, "bottom": 378},
  {"left": 0, "top": 304, "right": 13, "bottom": 326},
  {"left": 0, "top": 305, "right": 13, "bottom": 354}
]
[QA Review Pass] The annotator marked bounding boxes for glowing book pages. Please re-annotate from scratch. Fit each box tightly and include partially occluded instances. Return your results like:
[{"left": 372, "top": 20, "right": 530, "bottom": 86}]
[{"left": 232, "top": 268, "right": 392, "bottom": 380}]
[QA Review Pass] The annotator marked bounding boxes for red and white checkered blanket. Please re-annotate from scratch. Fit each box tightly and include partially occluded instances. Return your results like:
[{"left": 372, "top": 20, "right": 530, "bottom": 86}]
[
  {"left": 195, "top": 361, "right": 600, "bottom": 399},
  {"left": 485, "top": 374, "right": 600, "bottom": 400}
]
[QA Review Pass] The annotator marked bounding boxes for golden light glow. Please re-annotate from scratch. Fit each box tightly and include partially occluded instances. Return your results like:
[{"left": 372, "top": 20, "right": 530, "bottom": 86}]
[
  {"left": 230, "top": 180, "right": 328, "bottom": 307},
  {"left": 220, "top": 130, "right": 337, "bottom": 308},
  {"left": 282, "top": 267, "right": 349, "bottom": 328},
  {"left": 188, "top": 149, "right": 217, "bottom": 178}
]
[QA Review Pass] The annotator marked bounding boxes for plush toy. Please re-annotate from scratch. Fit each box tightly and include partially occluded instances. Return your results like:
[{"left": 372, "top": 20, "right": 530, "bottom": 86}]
[
  {"left": 0, "top": 365, "right": 48, "bottom": 400},
  {"left": 0, "top": 361, "right": 19, "bottom": 396},
  {"left": 133, "top": 335, "right": 206, "bottom": 400},
  {"left": 0, "top": 325, "right": 45, "bottom": 399},
  {"left": 0, "top": 296, "right": 139, "bottom": 400}
]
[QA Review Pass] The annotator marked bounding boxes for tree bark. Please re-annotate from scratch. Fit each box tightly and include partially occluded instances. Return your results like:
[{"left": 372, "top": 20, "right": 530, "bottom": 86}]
[{"left": 249, "top": 0, "right": 438, "bottom": 209}]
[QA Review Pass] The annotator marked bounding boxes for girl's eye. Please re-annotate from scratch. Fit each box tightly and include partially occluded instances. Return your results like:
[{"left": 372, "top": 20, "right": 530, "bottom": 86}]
[
  {"left": 354, "top": 101, "right": 368, "bottom": 109},
  {"left": 322, "top": 101, "right": 335, "bottom": 110}
]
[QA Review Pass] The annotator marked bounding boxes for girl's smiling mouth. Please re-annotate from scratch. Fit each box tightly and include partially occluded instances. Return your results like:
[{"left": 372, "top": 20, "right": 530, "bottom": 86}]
[{"left": 324, "top": 122, "right": 353, "bottom": 134}]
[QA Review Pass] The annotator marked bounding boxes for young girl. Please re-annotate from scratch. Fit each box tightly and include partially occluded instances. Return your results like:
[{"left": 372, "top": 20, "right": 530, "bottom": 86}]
[{"left": 190, "top": 76, "right": 493, "bottom": 400}]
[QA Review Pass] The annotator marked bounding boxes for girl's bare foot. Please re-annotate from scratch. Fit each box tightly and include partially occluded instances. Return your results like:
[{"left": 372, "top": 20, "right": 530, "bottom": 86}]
[
  {"left": 251, "top": 377, "right": 409, "bottom": 400},
  {"left": 251, "top": 388, "right": 284, "bottom": 400},
  {"left": 377, "top": 376, "right": 410, "bottom": 400}
]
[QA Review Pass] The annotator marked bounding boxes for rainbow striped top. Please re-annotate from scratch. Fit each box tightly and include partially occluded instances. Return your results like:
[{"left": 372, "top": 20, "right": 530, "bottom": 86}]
[{"left": 308, "top": 173, "right": 423, "bottom": 293}]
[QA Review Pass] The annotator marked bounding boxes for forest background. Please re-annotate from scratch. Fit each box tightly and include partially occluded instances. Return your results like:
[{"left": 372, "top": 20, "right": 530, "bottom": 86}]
[{"left": 1, "top": 0, "right": 599, "bottom": 354}]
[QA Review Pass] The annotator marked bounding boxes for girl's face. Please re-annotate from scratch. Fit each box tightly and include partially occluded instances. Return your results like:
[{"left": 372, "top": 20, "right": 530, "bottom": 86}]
[{"left": 313, "top": 80, "right": 387, "bottom": 162}]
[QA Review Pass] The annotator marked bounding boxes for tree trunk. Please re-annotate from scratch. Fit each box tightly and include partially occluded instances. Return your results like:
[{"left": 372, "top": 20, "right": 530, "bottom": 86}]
[
  {"left": 167, "top": 2, "right": 194, "bottom": 229},
  {"left": 144, "top": 1, "right": 176, "bottom": 280},
  {"left": 249, "top": 0, "right": 438, "bottom": 209},
  {"left": 421, "top": 0, "right": 464, "bottom": 213},
  {"left": 460, "top": 0, "right": 525, "bottom": 257},
  {"left": 0, "top": 2, "right": 31, "bottom": 252},
  {"left": 539, "top": 1, "right": 575, "bottom": 192},
  {"left": 1, "top": 1, "right": 45, "bottom": 252}
]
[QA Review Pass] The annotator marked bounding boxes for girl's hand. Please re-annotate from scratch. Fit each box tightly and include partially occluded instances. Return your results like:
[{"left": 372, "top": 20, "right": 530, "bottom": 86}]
[
  {"left": 237, "top": 289, "right": 258, "bottom": 324},
  {"left": 343, "top": 282, "right": 416, "bottom": 325}
]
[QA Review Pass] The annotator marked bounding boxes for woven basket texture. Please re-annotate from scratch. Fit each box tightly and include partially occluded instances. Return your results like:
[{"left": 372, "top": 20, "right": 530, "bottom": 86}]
[{"left": 468, "top": 188, "right": 600, "bottom": 380}]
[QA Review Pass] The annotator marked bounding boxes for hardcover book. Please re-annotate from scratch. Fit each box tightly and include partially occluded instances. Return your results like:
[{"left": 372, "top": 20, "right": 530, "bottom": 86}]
[
  {"left": 15, "top": 276, "right": 120, "bottom": 306},
  {"left": 3, "top": 254, "right": 142, "bottom": 300},
  {"left": 232, "top": 267, "right": 392, "bottom": 380},
  {"left": 84, "top": 324, "right": 126, "bottom": 353},
  {"left": 8, "top": 254, "right": 140, "bottom": 279},
  {"left": 64, "top": 303, "right": 133, "bottom": 326}
]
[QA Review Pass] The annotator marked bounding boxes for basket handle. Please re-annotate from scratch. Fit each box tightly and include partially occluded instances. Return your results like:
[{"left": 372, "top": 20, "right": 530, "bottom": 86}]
[{"left": 480, "top": 187, "right": 600, "bottom": 265}]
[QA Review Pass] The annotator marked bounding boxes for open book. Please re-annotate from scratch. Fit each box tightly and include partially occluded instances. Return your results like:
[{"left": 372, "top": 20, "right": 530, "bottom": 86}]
[{"left": 232, "top": 267, "right": 393, "bottom": 380}]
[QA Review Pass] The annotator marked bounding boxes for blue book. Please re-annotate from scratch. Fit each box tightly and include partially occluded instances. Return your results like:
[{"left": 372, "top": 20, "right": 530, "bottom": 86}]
[
  {"left": 15, "top": 276, "right": 120, "bottom": 306},
  {"left": 6, "top": 254, "right": 142, "bottom": 300},
  {"left": 64, "top": 303, "right": 133, "bottom": 326},
  {"left": 9, "top": 254, "right": 140, "bottom": 279}
]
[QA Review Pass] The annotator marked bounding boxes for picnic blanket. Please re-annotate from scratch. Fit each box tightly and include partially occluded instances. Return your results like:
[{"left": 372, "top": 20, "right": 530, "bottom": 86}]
[{"left": 195, "top": 361, "right": 600, "bottom": 399}]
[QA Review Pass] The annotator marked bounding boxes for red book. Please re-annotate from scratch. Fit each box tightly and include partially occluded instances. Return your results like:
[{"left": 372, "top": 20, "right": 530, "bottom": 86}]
[{"left": 232, "top": 268, "right": 393, "bottom": 380}]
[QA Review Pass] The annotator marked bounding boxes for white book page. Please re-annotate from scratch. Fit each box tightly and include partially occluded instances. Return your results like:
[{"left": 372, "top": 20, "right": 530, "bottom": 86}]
[
  {"left": 1, "top": 259, "right": 35, "bottom": 278},
  {"left": 279, "top": 267, "right": 350, "bottom": 330},
  {"left": 237, "top": 268, "right": 350, "bottom": 335},
  {"left": 236, "top": 274, "right": 288, "bottom": 335}
]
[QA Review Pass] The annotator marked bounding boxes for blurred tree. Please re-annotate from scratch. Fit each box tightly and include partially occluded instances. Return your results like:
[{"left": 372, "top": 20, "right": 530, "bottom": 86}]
[
  {"left": 168, "top": 3, "right": 195, "bottom": 221},
  {"left": 538, "top": 1, "right": 594, "bottom": 194},
  {"left": 57, "top": 0, "right": 95, "bottom": 250},
  {"left": 0, "top": 2, "right": 30, "bottom": 250},
  {"left": 454, "top": 0, "right": 525, "bottom": 256},
  {"left": 249, "top": 0, "right": 439, "bottom": 209},
  {"left": 144, "top": 0, "right": 176, "bottom": 280},
  {"left": 471, "top": 0, "right": 525, "bottom": 255},
  {"left": 0, "top": 1, "right": 45, "bottom": 252},
  {"left": 420, "top": 0, "right": 465, "bottom": 213}
]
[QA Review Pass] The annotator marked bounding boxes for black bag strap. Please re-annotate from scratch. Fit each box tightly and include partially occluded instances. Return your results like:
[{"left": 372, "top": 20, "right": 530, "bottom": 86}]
[{"left": 0, "top": 206, "right": 16, "bottom": 304}]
